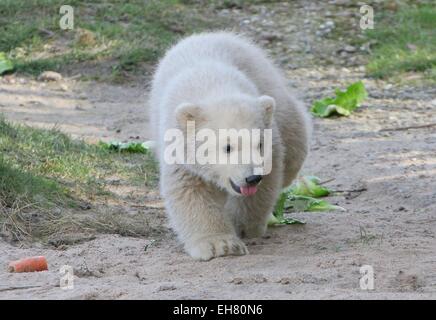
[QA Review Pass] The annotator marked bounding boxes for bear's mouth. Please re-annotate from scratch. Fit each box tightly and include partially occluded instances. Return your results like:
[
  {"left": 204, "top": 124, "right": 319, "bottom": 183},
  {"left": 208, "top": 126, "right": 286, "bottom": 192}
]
[{"left": 229, "top": 179, "right": 258, "bottom": 196}]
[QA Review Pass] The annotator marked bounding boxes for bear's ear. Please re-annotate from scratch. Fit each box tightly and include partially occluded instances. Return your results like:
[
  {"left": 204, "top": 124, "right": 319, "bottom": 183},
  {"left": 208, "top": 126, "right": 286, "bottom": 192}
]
[
  {"left": 175, "top": 103, "right": 205, "bottom": 127},
  {"left": 258, "top": 95, "right": 276, "bottom": 125}
]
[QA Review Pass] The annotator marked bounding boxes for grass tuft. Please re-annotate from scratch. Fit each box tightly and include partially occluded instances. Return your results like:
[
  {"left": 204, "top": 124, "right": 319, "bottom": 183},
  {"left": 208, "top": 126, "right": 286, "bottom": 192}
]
[
  {"left": 0, "top": 117, "right": 160, "bottom": 245},
  {"left": 1, "top": 0, "right": 227, "bottom": 81},
  {"left": 365, "top": 4, "right": 436, "bottom": 82}
]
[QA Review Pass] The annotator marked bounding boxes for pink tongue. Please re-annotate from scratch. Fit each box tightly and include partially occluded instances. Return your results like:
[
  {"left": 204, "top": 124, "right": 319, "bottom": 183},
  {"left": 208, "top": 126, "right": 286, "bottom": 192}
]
[{"left": 240, "top": 185, "right": 258, "bottom": 196}]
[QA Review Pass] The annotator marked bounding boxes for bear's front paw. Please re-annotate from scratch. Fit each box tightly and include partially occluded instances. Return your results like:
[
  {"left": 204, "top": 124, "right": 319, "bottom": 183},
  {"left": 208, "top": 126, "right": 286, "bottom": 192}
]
[{"left": 185, "top": 234, "right": 248, "bottom": 261}]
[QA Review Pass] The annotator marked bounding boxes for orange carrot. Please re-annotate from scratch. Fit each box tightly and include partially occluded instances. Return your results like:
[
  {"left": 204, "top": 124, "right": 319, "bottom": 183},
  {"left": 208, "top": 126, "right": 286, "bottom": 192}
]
[{"left": 8, "top": 256, "right": 48, "bottom": 273}]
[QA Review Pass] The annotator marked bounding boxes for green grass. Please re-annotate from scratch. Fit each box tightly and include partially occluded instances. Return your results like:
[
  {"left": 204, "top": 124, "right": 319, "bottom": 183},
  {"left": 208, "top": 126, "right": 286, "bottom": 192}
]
[
  {"left": 365, "top": 4, "right": 436, "bottom": 82},
  {"left": 0, "top": 0, "right": 226, "bottom": 81},
  {"left": 0, "top": 117, "right": 159, "bottom": 244},
  {"left": 0, "top": 117, "right": 156, "bottom": 196},
  {"left": 0, "top": 158, "right": 73, "bottom": 208}
]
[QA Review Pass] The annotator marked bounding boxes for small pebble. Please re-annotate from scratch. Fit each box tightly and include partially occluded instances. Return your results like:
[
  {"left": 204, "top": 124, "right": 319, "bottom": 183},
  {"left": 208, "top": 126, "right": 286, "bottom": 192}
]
[{"left": 38, "top": 71, "right": 63, "bottom": 82}]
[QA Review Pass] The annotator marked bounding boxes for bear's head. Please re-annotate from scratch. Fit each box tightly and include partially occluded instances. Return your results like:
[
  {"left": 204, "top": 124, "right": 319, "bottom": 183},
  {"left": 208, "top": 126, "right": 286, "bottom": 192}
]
[{"left": 174, "top": 94, "right": 275, "bottom": 196}]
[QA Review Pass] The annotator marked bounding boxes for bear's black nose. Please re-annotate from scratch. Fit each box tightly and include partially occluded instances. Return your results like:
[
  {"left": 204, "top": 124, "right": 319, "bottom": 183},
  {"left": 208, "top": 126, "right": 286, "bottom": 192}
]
[{"left": 245, "top": 175, "right": 262, "bottom": 185}]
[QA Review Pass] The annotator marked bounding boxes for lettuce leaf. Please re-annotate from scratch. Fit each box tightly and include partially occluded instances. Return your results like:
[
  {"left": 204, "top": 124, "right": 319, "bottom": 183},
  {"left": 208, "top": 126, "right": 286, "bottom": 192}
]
[
  {"left": 99, "top": 141, "right": 150, "bottom": 153},
  {"left": 270, "top": 176, "right": 344, "bottom": 227},
  {"left": 284, "top": 195, "right": 344, "bottom": 212},
  {"left": 289, "top": 175, "right": 331, "bottom": 197},
  {"left": 311, "top": 81, "right": 368, "bottom": 117},
  {"left": 0, "top": 52, "right": 14, "bottom": 75}
]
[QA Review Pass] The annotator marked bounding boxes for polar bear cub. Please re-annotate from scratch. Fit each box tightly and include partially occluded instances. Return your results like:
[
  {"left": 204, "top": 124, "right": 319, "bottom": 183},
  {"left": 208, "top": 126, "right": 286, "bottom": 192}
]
[{"left": 149, "top": 32, "right": 311, "bottom": 260}]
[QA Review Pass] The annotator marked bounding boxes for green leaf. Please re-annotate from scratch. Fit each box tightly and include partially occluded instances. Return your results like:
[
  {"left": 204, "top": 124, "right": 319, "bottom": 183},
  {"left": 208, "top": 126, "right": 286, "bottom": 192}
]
[
  {"left": 285, "top": 195, "right": 345, "bottom": 212},
  {"left": 272, "top": 190, "right": 288, "bottom": 220},
  {"left": 311, "top": 81, "right": 368, "bottom": 117},
  {"left": 270, "top": 190, "right": 305, "bottom": 226},
  {"left": 98, "top": 141, "right": 150, "bottom": 153},
  {"left": 270, "top": 175, "right": 343, "bottom": 226},
  {"left": 268, "top": 214, "right": 305, "bottom": 226},
  {"left": 289, "top": 175, "right": 331, "bottom": 198},
  {"left": 0, "top": 52, "right": 14, "bottom": 75}
]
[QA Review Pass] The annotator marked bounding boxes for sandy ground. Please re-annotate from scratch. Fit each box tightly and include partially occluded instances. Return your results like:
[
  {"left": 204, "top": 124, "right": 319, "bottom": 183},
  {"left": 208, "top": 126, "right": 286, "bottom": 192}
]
[
  {"left": 0, "top": 79, "right": 150, "bottom": 144},
  {"left": 1, "top": 1, "right": 435, "bottom": 299}
]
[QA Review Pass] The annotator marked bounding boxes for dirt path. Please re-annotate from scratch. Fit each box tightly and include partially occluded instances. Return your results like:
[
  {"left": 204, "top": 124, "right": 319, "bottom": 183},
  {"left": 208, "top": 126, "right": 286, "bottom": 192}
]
[
  {"left": 1, "top": 1, "right": 435, "bottom": 299},
  {"left": 0, "top": 79, "right": 150, "bottom": 144}
]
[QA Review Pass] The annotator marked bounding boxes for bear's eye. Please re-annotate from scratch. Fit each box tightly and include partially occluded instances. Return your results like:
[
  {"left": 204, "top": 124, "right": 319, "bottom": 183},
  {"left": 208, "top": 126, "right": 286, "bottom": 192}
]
[{"left": 225, "top": 144, "right": 232, "bottom": 153}]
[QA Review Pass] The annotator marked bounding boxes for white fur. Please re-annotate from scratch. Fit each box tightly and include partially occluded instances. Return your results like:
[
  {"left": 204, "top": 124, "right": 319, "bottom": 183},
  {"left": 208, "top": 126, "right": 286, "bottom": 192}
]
[{"left": 149, "top": 32, "right": 311, "bottom": 260}]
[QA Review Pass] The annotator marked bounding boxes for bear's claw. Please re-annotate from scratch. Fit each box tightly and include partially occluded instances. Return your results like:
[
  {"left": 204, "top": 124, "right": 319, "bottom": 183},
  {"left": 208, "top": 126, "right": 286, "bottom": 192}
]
[{"left": 186, "top": 235, "right": 248, "bottom": 261}]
